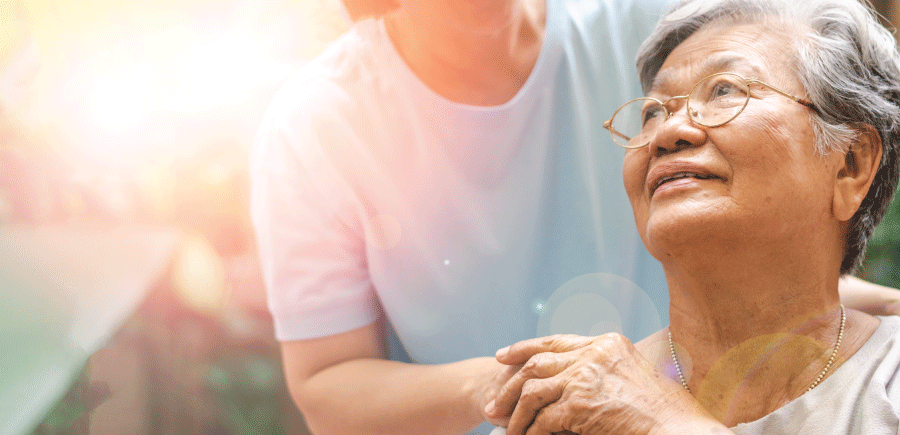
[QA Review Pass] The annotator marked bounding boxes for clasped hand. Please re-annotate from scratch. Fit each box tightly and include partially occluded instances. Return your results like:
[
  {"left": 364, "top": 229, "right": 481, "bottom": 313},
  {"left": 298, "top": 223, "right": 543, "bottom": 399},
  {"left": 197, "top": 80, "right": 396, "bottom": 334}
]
[{"left": 483, "top": 333, "right": 708, "bottom": 435}]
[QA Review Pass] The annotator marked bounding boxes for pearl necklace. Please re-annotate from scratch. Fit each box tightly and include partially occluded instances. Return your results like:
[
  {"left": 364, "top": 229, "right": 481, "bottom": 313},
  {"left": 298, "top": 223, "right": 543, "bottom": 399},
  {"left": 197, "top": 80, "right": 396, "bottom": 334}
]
[{"left": 667, "top": 305, "right": 846, "bottom": 394}]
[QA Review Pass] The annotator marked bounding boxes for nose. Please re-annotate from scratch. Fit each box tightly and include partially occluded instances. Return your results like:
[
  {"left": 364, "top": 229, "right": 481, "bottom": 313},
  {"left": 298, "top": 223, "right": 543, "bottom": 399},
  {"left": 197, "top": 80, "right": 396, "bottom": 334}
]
[{"left": 648, "top": 104, "right": 707, "bottom": 157}]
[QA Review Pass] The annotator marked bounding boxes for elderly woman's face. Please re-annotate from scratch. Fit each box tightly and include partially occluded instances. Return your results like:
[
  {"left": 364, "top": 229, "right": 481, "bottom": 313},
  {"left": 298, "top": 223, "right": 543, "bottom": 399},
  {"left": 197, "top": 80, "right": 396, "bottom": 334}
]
[{"left": 623, "top": 22, "right": 845, "bottom": 258}]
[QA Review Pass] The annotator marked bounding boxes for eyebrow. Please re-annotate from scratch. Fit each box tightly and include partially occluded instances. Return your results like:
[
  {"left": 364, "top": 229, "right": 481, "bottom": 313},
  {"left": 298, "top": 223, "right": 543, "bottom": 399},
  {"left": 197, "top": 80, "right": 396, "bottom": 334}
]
[{"left": 650, "top": 54, "right": 759, "bottom": 94}]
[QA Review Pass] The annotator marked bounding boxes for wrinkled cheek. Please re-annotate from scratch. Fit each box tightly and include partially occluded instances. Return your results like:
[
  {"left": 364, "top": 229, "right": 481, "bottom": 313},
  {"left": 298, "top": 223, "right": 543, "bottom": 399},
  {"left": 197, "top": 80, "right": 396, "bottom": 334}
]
[
  {"left": 745, "top": 111, "right": 811, "bottom": 167},
  {"left": 621, "top": 153, "right": 647, "bottom": 205},
  {"left": 622, "top": 156, "right": 651, "bottom": 248}
]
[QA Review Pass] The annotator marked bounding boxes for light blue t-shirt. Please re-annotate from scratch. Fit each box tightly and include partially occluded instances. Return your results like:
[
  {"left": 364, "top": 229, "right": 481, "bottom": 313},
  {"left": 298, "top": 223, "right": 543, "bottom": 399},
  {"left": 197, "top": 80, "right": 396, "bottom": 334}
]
[{"left": 251, "top": 0, "right": 669, "bottom": 433}]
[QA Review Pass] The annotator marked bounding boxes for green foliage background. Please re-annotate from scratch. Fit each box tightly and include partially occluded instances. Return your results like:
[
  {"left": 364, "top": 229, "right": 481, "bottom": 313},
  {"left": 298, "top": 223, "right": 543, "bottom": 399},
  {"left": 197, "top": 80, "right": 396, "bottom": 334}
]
[{"left": 859, "top": 183, "right": 900, "bottom": 289}]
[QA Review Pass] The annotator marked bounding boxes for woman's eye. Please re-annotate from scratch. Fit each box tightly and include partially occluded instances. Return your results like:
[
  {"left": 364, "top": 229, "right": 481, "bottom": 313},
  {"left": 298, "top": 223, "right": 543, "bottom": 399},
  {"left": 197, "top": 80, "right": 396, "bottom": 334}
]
[
  {"left": 642, "top": 106, "right": 664, "bottom": 125},
  {"left": 711, "top": 81, "right": 744, "bottom": 98}
]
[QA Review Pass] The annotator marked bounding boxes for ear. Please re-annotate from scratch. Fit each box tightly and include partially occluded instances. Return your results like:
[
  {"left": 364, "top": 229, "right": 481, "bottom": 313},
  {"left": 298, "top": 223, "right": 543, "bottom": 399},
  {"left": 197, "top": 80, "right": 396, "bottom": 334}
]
[{"left": 833, "top": 123, "right": 882, "bottom": 222}]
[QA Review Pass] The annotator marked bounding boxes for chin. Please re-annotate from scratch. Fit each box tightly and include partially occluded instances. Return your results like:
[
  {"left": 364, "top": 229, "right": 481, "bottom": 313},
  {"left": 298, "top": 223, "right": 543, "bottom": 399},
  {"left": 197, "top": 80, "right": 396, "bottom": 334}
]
[{"left": 641, "top": 208, "right": 722, "bottom": 257}]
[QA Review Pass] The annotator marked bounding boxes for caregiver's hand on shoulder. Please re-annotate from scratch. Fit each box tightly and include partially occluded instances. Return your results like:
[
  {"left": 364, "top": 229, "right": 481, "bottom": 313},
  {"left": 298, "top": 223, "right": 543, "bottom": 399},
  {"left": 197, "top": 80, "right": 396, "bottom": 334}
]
[
  {"left": 840, "top": 276, "right": 900, "bottom": 316},
  {"left": 485, "top": 334, "right": 731, "bottom": 435}
]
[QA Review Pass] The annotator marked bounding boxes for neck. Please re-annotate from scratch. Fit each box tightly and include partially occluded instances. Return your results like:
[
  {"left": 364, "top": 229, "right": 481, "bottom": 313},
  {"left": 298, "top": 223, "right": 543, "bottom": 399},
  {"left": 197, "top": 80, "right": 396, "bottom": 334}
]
[
  {"left": 663, "top": 238, "right": 847, "bottom": 425},
  {"left": 658, "top": 223, "right": 846, "bottom": 343},
  {"left": 667, "top": 265, "right": 841, "bottom": 349},
  {"left": 384, "top": 0, "right": 545, "bottom": 105}
]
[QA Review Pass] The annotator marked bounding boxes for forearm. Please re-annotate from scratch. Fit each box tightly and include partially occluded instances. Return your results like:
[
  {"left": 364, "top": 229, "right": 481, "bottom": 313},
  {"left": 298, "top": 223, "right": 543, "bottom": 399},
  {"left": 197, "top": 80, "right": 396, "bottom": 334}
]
[
  {"left": 296, "top": 356, "right": 497, "bottom": 435},
  {"left": 839, "top": 275, "right": 900, "bottom": 316}
]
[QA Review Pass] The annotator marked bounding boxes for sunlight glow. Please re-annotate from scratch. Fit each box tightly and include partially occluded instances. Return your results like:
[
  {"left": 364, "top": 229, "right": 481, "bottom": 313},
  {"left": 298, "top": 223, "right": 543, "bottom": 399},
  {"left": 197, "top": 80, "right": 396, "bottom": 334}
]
[
  {"left": 85, "top": 65, "right": 153, "bottom": 137},
  {"left": 172, "top": 234, "right": 227, "bottom": 316},
  {"left": 173, "top": 33, "right": 280, "bottom": 115}
]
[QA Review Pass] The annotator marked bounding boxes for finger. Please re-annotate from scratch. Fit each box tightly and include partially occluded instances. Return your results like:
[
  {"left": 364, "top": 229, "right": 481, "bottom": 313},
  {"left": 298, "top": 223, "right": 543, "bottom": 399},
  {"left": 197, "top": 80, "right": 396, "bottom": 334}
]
[
  {"left": 505, "top": 378, "right": 564, "bottom": 435},
  {"left": 530, "top": 402, "right": 590, "bottom": 435},
  {"left": 490, "top": 352, "right": 572, "bottom": 417},
  {"left": 497, "top": 335, "right": 596, "bottom": 365},
  {"left": 526, "top": 402, "right": 568, "bottom": 435},
  {"left": 525, "top": 425, "right": 576, "bottom": 435},
  {"left": 524, "top": 423, "right": 552, "bottom": 435}
]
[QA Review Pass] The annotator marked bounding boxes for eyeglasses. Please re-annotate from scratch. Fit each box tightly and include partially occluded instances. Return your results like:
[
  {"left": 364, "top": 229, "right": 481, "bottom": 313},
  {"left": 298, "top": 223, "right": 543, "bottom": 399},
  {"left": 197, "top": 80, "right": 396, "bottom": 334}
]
[{"left": 602, "top": 72, "right": 820, "bottom": 149}]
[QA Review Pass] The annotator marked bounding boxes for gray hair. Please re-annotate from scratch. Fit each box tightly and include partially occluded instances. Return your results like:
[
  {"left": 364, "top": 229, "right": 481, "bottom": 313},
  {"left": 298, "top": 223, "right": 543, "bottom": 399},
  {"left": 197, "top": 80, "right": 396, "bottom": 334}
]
[{"left": 636, "top": 0, "right": 900, "bottom": 274}]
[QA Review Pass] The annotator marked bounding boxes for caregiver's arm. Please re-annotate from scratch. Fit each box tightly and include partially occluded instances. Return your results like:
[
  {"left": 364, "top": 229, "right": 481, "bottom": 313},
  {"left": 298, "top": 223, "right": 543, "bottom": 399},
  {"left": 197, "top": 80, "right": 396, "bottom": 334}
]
[
  {"left": 281, "top": 319, "right": 516, "bottom": 435},
  {"left": 840, "top": 276, "right": 900, "bottom": 316}
]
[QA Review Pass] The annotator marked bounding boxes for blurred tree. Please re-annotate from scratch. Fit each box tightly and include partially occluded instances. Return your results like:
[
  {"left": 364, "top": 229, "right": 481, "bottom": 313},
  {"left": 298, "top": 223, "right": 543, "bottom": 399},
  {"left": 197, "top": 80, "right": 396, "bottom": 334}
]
[{"left": 860, "top": 183, "right": 900, "bottom": 289}]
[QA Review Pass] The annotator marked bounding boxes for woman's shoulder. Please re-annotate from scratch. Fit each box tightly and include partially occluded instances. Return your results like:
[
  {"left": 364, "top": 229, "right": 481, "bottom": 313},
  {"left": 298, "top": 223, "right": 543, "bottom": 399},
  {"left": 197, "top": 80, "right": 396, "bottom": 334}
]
[
  {"left": 870, "top": 314, "right": 900, "bottom": 348},
  {"left": 839, "top": 315, "right": 900, "bottom": 390},
  {"left": 875, "top": 315, "right": 900, "bottom": 355},
  {"left": 634, "top": 328, "right": 672, "bottom": 372}
]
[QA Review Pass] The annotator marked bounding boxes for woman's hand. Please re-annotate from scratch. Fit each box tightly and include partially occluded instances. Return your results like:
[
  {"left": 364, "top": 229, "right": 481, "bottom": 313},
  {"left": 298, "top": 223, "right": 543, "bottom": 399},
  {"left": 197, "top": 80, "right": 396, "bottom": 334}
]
[{"left": 485, "top": 334, "right": 729, "bottom": 435}]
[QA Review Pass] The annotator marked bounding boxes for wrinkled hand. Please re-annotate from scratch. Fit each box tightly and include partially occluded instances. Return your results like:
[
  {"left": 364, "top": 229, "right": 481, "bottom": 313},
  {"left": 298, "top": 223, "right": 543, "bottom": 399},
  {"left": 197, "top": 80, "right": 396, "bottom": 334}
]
[{"left": 485, "top": 334, "right": 722, "bottom": 435}]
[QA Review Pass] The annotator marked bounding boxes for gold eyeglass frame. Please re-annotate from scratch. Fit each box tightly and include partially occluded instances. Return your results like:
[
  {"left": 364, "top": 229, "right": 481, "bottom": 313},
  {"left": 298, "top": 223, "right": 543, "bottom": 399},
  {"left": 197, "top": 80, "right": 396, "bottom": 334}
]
[{"left": 602, "top": 72, "right": 820, "bottom": 149}]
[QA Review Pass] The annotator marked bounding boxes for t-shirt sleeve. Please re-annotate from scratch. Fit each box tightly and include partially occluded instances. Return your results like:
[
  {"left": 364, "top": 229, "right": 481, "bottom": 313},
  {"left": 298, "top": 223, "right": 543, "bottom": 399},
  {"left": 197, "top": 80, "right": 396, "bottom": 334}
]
[{"left": 250, "top": 76, "right": 380, "bottom": 342}]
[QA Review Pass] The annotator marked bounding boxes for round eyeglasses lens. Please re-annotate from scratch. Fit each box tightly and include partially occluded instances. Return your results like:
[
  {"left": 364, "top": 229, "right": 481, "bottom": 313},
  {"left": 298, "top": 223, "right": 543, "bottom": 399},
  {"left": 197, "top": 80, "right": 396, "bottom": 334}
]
[
  {"left": 609, "top": 98, "right": 666, "bottom": 148},
  {"left": 687, "top": 73, "right": 750, "bottom": 127}
]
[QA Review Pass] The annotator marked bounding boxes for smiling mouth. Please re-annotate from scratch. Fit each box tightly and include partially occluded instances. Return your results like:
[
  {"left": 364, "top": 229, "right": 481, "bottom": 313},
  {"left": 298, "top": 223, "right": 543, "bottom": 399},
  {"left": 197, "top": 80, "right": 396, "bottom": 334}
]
[{"left": 652, "top": 172, "right": 721, "bottom": 195}]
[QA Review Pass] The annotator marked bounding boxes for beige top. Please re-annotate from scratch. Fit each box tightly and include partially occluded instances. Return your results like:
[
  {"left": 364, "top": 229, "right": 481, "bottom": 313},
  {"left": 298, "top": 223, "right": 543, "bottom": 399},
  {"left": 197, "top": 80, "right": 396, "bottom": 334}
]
[{"left": 732, "top": 315, "right": 900, "bottom": 434}]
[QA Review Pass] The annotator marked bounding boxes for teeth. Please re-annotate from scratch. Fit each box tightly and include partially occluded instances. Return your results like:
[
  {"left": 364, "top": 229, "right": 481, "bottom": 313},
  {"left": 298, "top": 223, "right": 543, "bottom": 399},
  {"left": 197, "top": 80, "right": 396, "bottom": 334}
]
[
  {"left": 656, "top": 172, "right": 715, "bottom": 190},
  {"left": 662, "top": 172, "right": 706, "bottom": 183}
]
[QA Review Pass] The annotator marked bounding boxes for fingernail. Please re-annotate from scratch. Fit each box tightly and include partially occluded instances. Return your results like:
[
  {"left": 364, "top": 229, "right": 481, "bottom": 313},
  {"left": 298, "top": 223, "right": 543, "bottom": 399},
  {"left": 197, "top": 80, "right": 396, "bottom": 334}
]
[
  {"left": 495, "top": 346, "right": 509, "bottom": 359},
  {"left": 484, "top": 400, "right": 495, "bottom": 415}
]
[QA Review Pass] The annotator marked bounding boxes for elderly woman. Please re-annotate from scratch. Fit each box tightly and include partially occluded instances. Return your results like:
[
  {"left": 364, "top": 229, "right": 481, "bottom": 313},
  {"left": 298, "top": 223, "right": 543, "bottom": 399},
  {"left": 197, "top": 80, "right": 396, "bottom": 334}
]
[{"left": 483, "top": 0, "right": 900, "bottom": 433}]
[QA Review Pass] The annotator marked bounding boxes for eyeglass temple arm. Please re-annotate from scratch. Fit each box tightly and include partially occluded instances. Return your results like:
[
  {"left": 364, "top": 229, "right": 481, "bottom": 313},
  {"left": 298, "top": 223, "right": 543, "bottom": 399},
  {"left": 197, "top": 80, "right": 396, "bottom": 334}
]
[
  {"left": 794, "top": 98, "right": 821, "bottom": 115},
  {"left": 748, "top": 79, "right": 822, "bottom": 116},
  {"left": 602, "top": 119, "right": 632, "bottom": 141}
]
